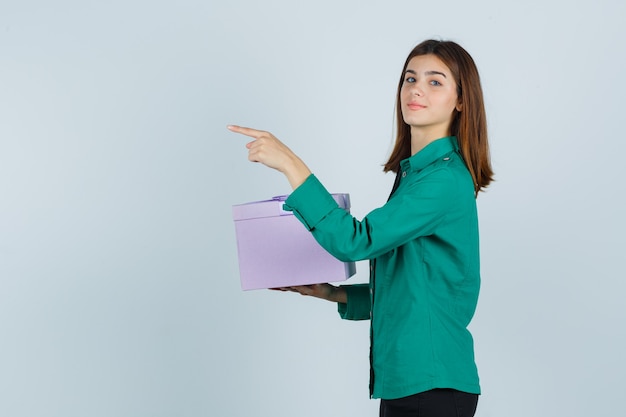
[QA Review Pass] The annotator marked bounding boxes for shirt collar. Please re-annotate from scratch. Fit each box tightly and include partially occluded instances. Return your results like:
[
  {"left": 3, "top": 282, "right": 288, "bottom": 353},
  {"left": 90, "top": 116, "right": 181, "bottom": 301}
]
[{"left": 400, "top": 136, "right": 459, "bottom": 173}]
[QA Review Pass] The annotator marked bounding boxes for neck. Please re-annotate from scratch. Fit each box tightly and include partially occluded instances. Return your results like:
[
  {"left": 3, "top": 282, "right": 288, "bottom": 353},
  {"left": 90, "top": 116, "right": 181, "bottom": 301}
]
[{"left": 410, "top": 127, "right": 449, "bottom": 155}]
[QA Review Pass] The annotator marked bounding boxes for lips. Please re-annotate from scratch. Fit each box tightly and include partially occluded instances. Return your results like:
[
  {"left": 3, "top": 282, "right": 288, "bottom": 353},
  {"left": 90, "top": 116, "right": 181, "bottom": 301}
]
[{"left": 407, "top": 102, "right": 425, "bottom": 110}]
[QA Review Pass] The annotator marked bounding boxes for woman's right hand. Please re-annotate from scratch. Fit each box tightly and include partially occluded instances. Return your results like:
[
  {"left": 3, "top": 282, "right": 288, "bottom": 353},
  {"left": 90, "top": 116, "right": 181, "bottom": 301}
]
[
  {"left": 271, "top": 283, "right": 347, "bottom": 304},
  {"left": 227, "top": 125, "right": 312, "bottom": 190}
]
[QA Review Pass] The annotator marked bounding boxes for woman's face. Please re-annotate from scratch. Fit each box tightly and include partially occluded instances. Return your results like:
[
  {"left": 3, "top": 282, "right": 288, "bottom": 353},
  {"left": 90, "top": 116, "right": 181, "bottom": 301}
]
[{"left": 400, "top": 54, "right": 461, "bottom": 139}]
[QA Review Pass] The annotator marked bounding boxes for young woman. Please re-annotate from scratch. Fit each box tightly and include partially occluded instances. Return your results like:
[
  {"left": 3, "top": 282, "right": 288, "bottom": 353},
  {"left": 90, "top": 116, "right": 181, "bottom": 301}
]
[{"left": 228, "top": 39, "right": 493, "bottom": 417}]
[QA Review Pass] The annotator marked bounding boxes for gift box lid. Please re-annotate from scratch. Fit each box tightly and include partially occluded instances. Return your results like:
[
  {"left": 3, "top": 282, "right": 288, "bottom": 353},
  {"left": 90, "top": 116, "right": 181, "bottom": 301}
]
[{"left": 232, "top": 194, "right": 350, "bottom": 221}]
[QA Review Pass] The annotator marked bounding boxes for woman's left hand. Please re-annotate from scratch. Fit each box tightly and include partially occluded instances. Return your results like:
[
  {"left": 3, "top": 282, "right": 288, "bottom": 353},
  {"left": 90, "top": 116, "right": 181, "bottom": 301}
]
[
  {"left": 270, "top": 284, "right": 347, "bottom": 303},
  {"left": 228, "top": 125, "right": 312, "bottom": 189}
]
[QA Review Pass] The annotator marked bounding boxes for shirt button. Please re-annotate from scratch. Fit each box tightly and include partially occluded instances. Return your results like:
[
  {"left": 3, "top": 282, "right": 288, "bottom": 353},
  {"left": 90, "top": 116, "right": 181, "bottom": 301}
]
[
  {"left": 443, "top": 157, "right": 450, "bottom": 161},
  {"left": 402, "top": 171, "right": 407, "bottom": 178}
]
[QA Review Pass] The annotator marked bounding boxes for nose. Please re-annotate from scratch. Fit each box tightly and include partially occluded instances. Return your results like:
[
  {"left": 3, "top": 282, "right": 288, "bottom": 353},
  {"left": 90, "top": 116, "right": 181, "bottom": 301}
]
[{"left": 411, "top": 84, "right": 424, "bottom": 96}]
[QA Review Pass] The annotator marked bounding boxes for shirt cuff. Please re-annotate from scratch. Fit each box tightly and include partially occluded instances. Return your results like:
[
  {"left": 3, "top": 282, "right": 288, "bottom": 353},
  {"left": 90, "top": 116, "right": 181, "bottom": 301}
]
[
  {"left": 337, "top": 284, "right": 371, "bottom": 321},
  {"left": 283, "top": 174, "right": 339, "bottom": 231}
]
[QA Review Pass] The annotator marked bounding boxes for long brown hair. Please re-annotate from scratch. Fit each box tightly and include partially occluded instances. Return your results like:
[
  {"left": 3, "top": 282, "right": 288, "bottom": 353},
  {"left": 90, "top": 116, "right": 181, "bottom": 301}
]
[{"left": 383, "top": 39, "right": 494, "bottom": 195}]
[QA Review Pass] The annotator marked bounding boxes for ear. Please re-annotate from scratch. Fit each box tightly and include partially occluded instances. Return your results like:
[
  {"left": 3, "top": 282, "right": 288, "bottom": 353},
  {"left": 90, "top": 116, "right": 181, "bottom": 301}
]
[{"left": 456, "top": 99, "right": 462, "bottom": 112}]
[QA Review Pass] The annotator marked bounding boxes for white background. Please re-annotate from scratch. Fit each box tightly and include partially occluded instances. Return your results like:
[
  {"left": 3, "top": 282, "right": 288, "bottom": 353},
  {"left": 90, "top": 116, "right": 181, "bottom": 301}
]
[{"left": 1, "top": 0, "right": 624, "bottom": 416}]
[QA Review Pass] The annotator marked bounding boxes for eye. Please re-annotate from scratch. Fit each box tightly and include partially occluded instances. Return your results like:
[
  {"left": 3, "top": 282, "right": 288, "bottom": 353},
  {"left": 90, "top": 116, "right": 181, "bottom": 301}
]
[
  {"left": 430, "top": 80, "right": 442, "bottom": 86},
  {"left": 405, "top": 76, "right": 416, "bottom": 83}
]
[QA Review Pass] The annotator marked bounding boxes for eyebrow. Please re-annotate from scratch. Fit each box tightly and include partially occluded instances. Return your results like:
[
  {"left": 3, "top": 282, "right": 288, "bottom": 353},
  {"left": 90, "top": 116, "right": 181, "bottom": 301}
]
[{"left": 405, "top": 69, "right": 448, "bottom": 78}]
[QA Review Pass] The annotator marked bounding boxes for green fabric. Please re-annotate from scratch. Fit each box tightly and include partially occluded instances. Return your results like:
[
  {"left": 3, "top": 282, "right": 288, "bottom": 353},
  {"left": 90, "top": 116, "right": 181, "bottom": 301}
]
[
  {"left": 337, "top": 283, "right": 370, "bottom": 320},
  {"left": 284, "top": 136, "right": 481, "bottom": 399}
]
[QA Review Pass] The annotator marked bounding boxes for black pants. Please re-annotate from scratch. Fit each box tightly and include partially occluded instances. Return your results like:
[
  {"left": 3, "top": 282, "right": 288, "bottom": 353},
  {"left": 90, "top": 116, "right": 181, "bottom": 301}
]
[{"left": 379, "top": 389, "right": 478, "bottom": 417}]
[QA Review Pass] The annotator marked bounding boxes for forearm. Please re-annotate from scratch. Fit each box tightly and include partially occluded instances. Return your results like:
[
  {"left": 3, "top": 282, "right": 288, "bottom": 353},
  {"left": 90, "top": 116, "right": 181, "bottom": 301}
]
[
  {"left": 326, "top": 284, "right": 347, "bottom": 304},
  {"left": 281, "top": 155, "right": 312, "bottom": 190}
]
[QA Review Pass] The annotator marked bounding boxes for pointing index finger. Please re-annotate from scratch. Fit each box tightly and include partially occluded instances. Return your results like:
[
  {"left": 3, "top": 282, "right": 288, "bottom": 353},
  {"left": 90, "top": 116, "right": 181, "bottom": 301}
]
[{"left": 227, "top": 125, "right": 264, "bottom": 139}]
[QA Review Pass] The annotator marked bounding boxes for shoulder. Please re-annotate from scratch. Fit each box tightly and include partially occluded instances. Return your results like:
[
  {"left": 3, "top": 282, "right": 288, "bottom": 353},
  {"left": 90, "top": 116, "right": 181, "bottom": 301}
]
[
  {"left": 412, "top": 154, "right": 471, "bottom": 190},
  {"left": 397, "top": 156, "right": 474, "bottom": 213}
]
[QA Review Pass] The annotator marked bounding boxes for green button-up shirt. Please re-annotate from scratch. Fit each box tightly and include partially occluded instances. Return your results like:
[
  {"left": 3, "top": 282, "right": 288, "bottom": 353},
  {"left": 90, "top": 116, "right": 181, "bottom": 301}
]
[{"left": 284, "top": 136, "right": 481, "bottom": 399}]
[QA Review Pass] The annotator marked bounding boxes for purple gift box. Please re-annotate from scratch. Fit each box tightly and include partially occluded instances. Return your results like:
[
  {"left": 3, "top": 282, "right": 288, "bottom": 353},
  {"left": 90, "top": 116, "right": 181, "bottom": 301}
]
[{"left": 232, "top": 194, "right": 356, "bottom": 291}]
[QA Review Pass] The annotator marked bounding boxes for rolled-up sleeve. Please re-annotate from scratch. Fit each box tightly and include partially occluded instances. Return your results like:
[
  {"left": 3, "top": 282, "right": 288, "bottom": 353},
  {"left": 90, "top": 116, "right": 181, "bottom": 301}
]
[
  {"left": 283, "top": 174, "right": 339, "bottom": 231},
  {"left": 337, "top": 284, "right": 371, "bottom": 321}
]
